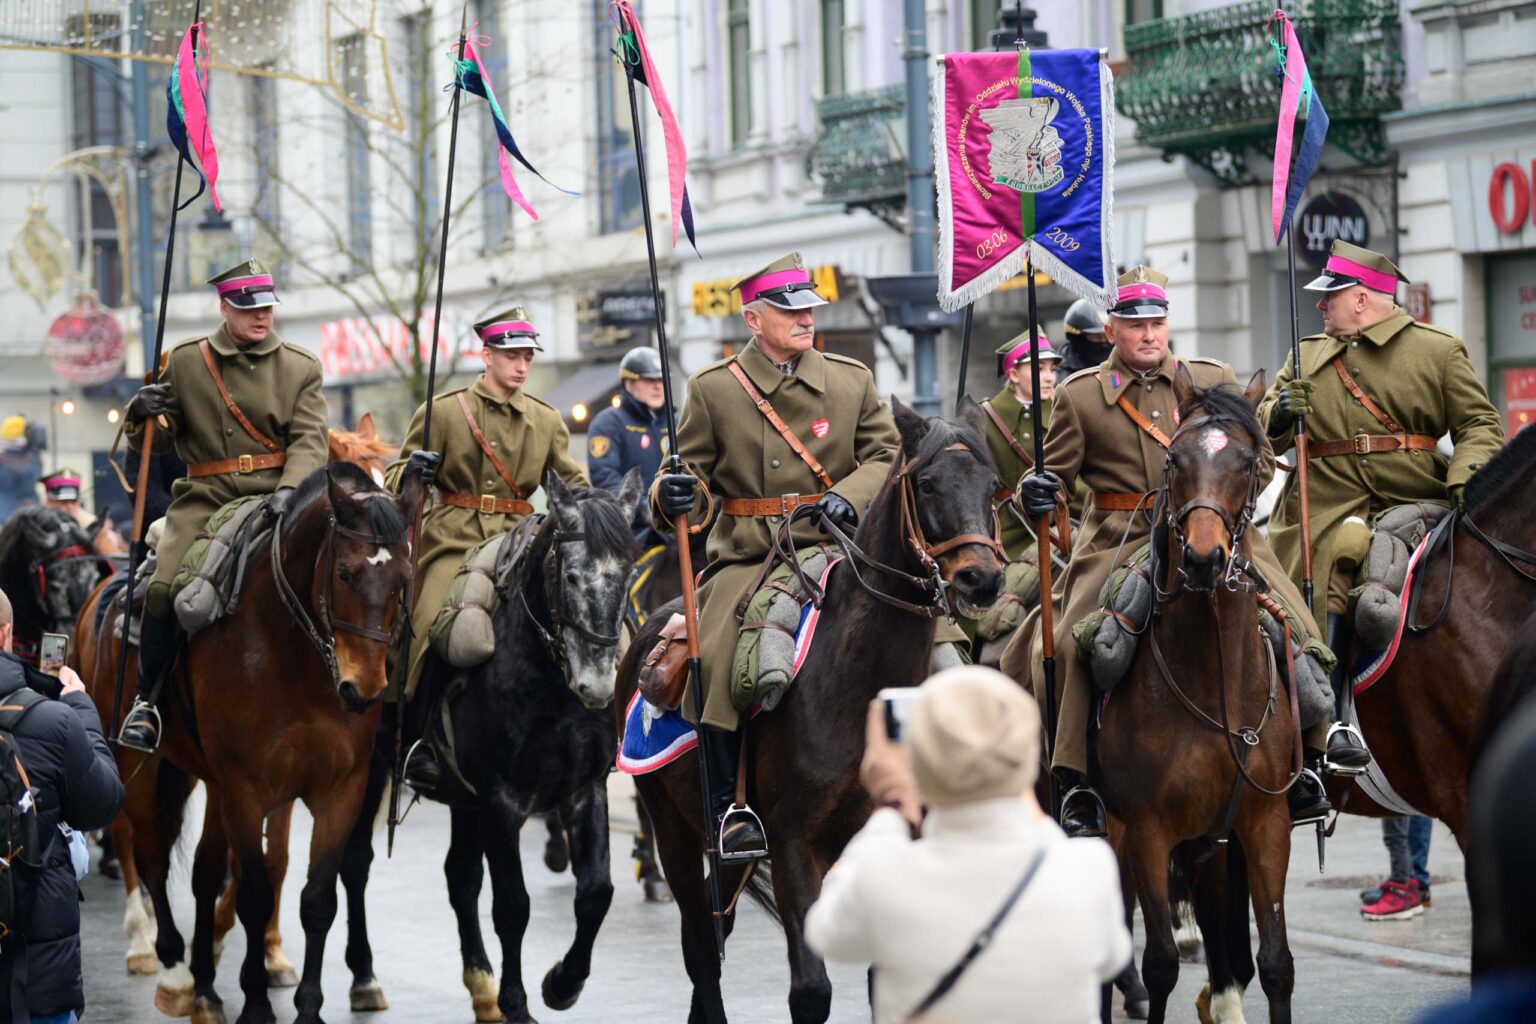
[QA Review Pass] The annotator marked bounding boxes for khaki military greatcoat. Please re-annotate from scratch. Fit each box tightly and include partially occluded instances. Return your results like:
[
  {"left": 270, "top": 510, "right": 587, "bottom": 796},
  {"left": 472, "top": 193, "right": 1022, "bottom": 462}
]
[
  {"left": 387, "top": 374, "right": 588, "bottom": 696},
  {"left": 652, "top": 341, "right": 900, "bottom": 730},
  {"left": 127, "top": 324, "right": 328, "bottom": 590},
  {"left": 1258, "top": 309, "right": 1504, "bottom": 631},
  {"left": 1000, "top": 350, "right": 1320, "bottom": 776},
  {"left": 983, "top": 387, "right": 1051, "bottom": 559}
]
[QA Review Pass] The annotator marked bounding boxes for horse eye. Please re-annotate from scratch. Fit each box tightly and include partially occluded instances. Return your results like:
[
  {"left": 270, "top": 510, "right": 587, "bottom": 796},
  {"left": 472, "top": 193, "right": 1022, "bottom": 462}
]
[
  {"left": 565, "top": 570, "right": 579, "bottom": 586},
  {"left": 338, "top": 567, "right": 355, "bottom": 585},
  {"left": 918, "top": 478, "right": 936, "bottom": 495}
]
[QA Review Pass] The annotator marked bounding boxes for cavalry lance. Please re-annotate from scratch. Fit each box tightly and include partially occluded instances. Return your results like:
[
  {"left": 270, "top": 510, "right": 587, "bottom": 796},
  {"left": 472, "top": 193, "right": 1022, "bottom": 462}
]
[{"left": 386, "top": 1, "right": 470, "bottom": 856}]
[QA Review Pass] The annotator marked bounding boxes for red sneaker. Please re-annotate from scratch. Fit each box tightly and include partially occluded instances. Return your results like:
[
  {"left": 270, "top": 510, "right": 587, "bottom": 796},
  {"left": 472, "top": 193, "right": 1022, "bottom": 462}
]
[{"left": 1361, "top": 879, "right": 1423, "bottom": 921}]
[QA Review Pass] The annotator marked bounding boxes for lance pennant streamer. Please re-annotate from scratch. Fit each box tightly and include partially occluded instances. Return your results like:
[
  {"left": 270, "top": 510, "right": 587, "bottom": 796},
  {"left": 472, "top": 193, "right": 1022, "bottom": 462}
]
[
  {"left": 167, "top": 22, "right": 221, "bottom": 212},
  {"left": 456, "top": 33, "right": 578, "bottom": 221},
  {"left": 1269, "top": 10, "right": 1330, "bottom": 244},
  {"left": 933, "top": 48, "right": 1116, "bottom": 311},
  {"left": 610, "top": 1, "right": 698, "bottom": 254}
]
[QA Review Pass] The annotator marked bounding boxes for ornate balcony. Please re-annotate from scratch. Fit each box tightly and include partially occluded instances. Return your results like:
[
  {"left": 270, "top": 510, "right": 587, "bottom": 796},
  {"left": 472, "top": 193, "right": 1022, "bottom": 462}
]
[
  {"left": 1116, "top": 0, "right": 1404, "bottom": 186},
  {"left": 807, "top": 84, "right": 907, "bottom": 224}
]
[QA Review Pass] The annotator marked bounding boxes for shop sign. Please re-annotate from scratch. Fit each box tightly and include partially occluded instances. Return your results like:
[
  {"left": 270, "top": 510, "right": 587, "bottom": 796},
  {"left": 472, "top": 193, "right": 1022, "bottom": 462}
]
[
  {"left": 1488, "top": 162, "right": 1536, "bottom": 235},
  {"left": 597, "top": 291, "right": 663, "bottom": 326},
  {"left": 1297, "top": 191, "right": 1370, "bottom": 269},
  {"left": 1505, "top": 367, "right": 1536, "bottom": 437},
  {"left": 1404, "top": 282, "right": 1431, "bottom": 323},
  {"left": 691, "top": 264, "right": 841, "bottom": 318},
  {"left": 320, "top": 315, "right": 467, "bottom": 381}
]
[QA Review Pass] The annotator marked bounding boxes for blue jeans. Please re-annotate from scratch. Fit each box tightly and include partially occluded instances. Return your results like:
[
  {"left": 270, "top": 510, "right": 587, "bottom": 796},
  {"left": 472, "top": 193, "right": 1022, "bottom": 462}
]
[{"left": 1383, "top": 815, "right": 1432, "bottom": 885}]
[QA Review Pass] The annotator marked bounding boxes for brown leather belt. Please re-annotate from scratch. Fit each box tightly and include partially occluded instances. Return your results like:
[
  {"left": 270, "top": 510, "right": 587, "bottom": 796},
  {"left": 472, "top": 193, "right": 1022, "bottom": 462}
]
[
  {"left": 722, "top": 493, "right": 824, "bottom": 517},
  {"left": 186, "top": 452, "right": 287, "bottom": 479},
  {"left": 1307, "top": 433, "right": 1438, "bottom": 458},
  {"left": 1091, "top": 490, "right": 1154, "bottom": 511},
  {"left": 439, "top": 491, "right": 535, "bottom": 516}
]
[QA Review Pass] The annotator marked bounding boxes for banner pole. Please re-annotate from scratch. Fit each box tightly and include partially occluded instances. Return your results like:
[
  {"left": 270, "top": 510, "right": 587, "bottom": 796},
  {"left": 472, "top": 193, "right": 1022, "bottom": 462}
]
[{"left": 954, "top": 304, "right": 974, "bottom": 414}]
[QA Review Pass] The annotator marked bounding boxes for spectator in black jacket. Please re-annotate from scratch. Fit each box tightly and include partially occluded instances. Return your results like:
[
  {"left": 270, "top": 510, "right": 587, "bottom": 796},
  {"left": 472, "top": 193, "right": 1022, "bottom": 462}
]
[{"left": 0, "top": 588, "right": 126, "bottom": 1024}]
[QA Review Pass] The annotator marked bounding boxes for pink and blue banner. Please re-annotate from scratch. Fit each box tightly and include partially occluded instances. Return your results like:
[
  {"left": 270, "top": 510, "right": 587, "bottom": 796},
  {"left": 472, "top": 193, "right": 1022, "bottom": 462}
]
[
  {"left": 933, "top": 48, "right": 1116, "bottom": 311},
  {"left": 1269, "top": 10, "right": 1330, "bottom": 244},
  {"left": 167, "top": 22, "right": 221, "bottom": 211}
]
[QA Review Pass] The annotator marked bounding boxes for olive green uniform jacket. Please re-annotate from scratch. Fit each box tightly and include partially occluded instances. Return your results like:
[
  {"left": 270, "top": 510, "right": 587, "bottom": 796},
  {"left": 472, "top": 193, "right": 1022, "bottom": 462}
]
[
  {"left": 1257, "top": 309, "right": 1504, "bottom": 632},
  {"left": 651, "top": 341, "right": 900, "bottom": 730},
  {"left": 1000, "top": 350, "right": 1320, "bottom": 776},
  {"left": 983, "top": 387, "right": 1051, "bottom": 559},
  {"left": 387, "top": 374, "right": 588, "bottom": 697},
  {"left": 126, "top": 324, "right": 327, "bottom": 592}
]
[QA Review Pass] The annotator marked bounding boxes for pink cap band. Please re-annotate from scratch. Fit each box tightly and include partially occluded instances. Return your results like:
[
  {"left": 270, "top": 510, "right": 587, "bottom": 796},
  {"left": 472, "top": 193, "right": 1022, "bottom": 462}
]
[
  {"left": 215, "top": 274, "right": 274, "bottom": 295},
  {"left": 1324, "top": 254, "right": 1397, "bottom": 294},
  {"left": 1115, "top": 281, "right": 1167, "bottom": 304},
  {"left": 43, "top": 475, "right": 81, "bottom": 489},
  {"left": 1003, "top": 337, "right": 1053, "bottom": 373},
  {"left": 478, "top": 319, "right": 536, "bottom": 341},
  {"left": 738, "top": 268, "right": 811, "bottom": 305}
]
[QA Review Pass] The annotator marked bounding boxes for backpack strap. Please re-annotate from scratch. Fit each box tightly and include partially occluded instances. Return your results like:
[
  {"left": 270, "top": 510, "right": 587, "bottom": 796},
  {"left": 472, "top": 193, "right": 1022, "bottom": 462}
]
[
  {"left": 456, "top": 392, "right": 525, "bottom": 500},
  {"left": 0, "top": 687, "right": 47, "bottom": 735},
  {"left": 1331, "top": 357, "right": 1404, "bottom": 433},
  {"left": 199, "top": 340, "right": 283, "bottom": 454},
  {"left": 726, "top": 361, "right": 836, "bottom": 490},
  {"left": 980, "top": 399, "right": 1035, "bottom": 469}
]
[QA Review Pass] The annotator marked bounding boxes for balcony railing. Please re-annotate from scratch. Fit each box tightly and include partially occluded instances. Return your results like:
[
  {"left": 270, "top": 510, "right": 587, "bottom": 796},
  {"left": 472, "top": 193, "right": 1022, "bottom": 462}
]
[
  {"left": 1117, "top": 0, "right": 1404, "bottom": 185},
  {"left": 807, "top": 84, "right": 907, "bottom": 220}
]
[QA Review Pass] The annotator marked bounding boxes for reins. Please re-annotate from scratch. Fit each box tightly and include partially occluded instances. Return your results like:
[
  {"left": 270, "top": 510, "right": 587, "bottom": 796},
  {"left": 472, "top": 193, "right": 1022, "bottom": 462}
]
[
  {"left": 1406, "top": 507, "right": 1536, "bottom": 634},
  {"left": 508, "top": 514, "right": 623, "bottom": 674}
]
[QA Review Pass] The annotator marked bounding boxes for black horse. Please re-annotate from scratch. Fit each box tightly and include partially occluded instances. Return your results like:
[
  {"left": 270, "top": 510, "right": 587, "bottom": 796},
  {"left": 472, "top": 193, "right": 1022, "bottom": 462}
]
[
  {"left": 0, "top": 505, "right": 109, "bottom": 663},
  {"left": 340, "top": 470, "right": 643, "bottom": 1023}
]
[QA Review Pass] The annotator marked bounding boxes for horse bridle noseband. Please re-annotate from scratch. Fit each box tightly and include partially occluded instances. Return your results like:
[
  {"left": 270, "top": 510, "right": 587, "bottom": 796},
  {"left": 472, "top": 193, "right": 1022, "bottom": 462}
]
[{"left": 1155, "top": 414, "right": 1265, "bottom": 600}]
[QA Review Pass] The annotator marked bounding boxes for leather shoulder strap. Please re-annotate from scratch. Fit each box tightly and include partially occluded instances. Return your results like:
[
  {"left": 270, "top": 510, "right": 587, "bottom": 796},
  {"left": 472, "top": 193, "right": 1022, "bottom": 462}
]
[
  {"left": 199, "top": 340, "right": 281, "bottom": 454},
  {"left": 725, "top": 361, "right": 836, "bottom": 490},
  {"left": 1331, "top": 357, "right": 1403, "bottom": 433},
  {"left": 980, "top": 399, "right": 1034, "bottom": 470},
  {"left": 455, "top": 391, "right": 524, "bottom": 499},
  {"left": 1114, "top": 393, "right": 1173, "bottom": 449}
]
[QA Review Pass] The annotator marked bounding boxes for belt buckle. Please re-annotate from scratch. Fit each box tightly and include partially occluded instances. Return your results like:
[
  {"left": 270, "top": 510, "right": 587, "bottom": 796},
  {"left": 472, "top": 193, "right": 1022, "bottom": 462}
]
[
  {"left": 479, "top": 494, "right": 497, "bottom": 515},
  {"left": 1353, "top": 435, "right": 1370, "bottom": 455},
  {"left": 238, "top": 454, "right": 254, "bottom": 473},
  {"left": 779, "top": 493, "right": 801, "bottom": 516}
]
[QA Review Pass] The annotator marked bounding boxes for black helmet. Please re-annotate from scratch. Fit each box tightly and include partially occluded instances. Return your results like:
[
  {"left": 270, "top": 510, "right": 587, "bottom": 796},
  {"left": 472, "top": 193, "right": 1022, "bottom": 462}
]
[
  {"left": 619, "top": 346, "right": 665, "bottom": 381},
  {"left": 1062, "top": 298, "right": 1106, "bottom": 339}
]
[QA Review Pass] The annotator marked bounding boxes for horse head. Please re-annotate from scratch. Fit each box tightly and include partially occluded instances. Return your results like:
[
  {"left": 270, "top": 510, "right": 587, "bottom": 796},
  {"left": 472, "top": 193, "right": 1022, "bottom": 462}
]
[
  {"left": 886, "top": 397, "right": 1006, "bottom": 617},
  {"left": 541, "top": 468, "right": 643, "bottom": 709},
  {"left": 0, "top": 506, "right": 110, "bottom": 636},
  {"left": 299, "top": 464, "right": 414, "bottom": 710},
  {"left": 327, "top": 412, "right": 398, "bottom": 487},
  {"left": 1163, "top": 367, "right": 1268, "bottom": 592}
]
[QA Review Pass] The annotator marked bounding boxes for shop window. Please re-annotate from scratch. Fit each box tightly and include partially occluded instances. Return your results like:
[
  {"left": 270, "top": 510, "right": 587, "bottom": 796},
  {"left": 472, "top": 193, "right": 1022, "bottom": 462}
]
[
  {"left": 728, "top": 0, "right": 752, "bottom": 148},
  {"left": 821, "top": 0, "right": 845, "bottom": 96},
  {"left": 476, "top": 0, "right": 512, "bottom": 251},
  {"left": 1488, "top": 252, "right": 1536, "bottom": 436},
  {"left": 595, "top": 0, "right": 643, "bottom": 233},
  {"left": 338, "top": 32, "right": 373, "bottom": 276}
]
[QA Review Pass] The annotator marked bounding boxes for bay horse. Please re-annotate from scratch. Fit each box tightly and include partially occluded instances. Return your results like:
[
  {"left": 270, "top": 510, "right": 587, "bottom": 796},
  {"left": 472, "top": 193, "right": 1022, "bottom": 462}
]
[
  {"left": 340, "top": 470, "right": 644, "bottom": 1023},
  {"left": 615, "top": 399, "right": 1006, "bottom": 1024},
  {"left": 1098, "top": 370, "right": 1298, "bottom": 1024},
  {"left": 85, "top": 463, "right": 418, "bottom": 1024},
  {"left": 0, "top": 504, "right": 111, "bottom": 665}
]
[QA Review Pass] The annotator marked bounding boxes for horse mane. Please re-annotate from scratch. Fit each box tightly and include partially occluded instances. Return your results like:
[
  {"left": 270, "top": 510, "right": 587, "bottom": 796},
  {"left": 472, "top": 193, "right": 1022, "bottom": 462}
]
[
  {"left": 563, "top": 486, "right": 638, "bottom": 562},
  {"left": 290, "top": 463, "right": 407, "bottom": 545},
  {"left": 1176, "top": 380, "right": 1264, "bottom": 444},
  {"left": 914, "top": 412, "right": 989, "bottom": 467},
  {"left": 1463, "top": 424, "right": 1536, "bottom": 515},
  {"left": 328, "top": 426, "right": 397, "bottom": 463}
]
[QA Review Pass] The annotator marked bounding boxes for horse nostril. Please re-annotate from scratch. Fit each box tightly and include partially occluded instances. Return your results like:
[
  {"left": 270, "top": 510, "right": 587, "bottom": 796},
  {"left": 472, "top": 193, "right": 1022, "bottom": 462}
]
[{"left": 955, "top": 567, "right": 983, "bottom": 590}]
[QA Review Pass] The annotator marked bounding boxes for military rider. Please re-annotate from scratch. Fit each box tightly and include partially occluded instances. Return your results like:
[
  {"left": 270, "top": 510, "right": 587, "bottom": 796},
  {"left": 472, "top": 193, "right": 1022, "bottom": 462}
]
[
  {"left": 587, "top": 346, "right": 668, "bottom": 545},
  {"left": 389, "top": 306, "right": 588, "bottom": 791},
  {"left": 1008, "top": 266, "right": 1335, "bottom": 835},
  {"left": 653, "top": 252, "right": 901, "bottom": 859},
  {"left": 1055, "top": 297, "right": 1113, "bottom": 378},
  {"left": 1258, "top": 240, "right": 1504, "bottom": 769},
  {"left": 981, "top": 334, "right": 1061, "bottom": 559},
  {"left": 118, "top": 259, "right": 328, "bottom": 752}
]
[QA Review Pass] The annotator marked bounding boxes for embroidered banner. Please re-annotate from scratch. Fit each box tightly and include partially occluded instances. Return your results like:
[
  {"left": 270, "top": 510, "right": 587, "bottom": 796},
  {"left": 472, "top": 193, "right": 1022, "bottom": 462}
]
[
  {"left": 1269, "top": 10, "right": 1330, "bottom": 244},
  {"left": 933, "top": 48, "right": 1116, "bottom": 311}
]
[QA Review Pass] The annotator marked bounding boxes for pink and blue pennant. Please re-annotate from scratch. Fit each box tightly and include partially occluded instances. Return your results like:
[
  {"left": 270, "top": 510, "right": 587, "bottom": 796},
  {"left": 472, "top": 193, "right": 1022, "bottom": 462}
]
[
  {"left": 456, "top": 35, "right": 577, "bottom": 222},
  {"left": 1270, "top": 10, "right": 1330, "bottom": 244},
  {"left": 166, "top": 21, "right": 221, "bottom": 211},
  {"left": 610, "top": 1, "right": 699, "bottom": 254}
]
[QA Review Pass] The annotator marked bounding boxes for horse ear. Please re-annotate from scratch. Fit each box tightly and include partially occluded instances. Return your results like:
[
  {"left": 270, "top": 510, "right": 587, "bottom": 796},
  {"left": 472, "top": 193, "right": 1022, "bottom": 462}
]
[
  {"left": 544, "top": 470, "right": 582, "bottom": 532},
  {"left": 617, "top": 468, "right": 646, "bottom": 527},
  {"left": 955, "top": 394, "right": 989, "bottom": 445},
  {"left": 326, "top": 466, "right": 356, "bottom": 525},
  {"left": 1172, "top": 362, "right": 1197, "bottom": 407},
  {"left": 327, "top": 428, "right": 343, "bottom": 463},
  {"left": 357, "top": 412, "right": 376, "bottom": 439},
  {"left": 1243, "top": 369, "right": 1266, "bottom": 409},
  {"left": 890, "top": 396, "right": 928, "bottom": 459}
]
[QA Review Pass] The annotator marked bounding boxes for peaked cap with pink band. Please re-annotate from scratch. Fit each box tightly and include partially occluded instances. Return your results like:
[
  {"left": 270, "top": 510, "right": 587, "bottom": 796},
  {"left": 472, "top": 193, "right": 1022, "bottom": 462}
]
[
  {"left": 995, "top": 333, "right": 1061, "bottom": 376},
  {"left": 208, "top": 257, "right": 279, "bottom": 309},
  {"left": 731, "top": 252, "right": 828, "bottom": 310},
  {"left": 1107, "top": 265, "right": 1170, "bottom": 320},
  {"left": 473, "top": 304, "right": 544, "bottom": 351},
  {"left": 1304, "top": 240, "right": 1410, "bottom": 295}
]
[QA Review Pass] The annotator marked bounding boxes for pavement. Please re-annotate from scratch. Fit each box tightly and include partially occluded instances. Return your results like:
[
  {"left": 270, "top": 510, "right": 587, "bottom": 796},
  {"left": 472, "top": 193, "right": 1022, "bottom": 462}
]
[{"left": 81, "top": 774, "right": 1472, "bottom": 1023}]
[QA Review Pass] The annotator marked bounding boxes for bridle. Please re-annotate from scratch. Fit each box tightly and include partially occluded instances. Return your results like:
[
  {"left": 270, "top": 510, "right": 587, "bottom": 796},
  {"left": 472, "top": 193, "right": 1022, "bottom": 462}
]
[
  {"left": 1153, "top": 413, "right": 1265, "bottom": 601},
  {"left": 510, "top": 515, "right": 624, "bottom": 675},
  {"left": 1406, "top": 506, "right": 1536, "bottom": 634},
  {"left": 31, "top": 541, "right": 112, "bottom": 609},
  {"left": 271, "top": 508, "right": 400, "bottom": 690}
]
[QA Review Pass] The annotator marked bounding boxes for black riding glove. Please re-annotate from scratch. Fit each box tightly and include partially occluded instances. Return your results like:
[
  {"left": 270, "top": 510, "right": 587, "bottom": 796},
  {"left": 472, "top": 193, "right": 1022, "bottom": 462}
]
[
  {"left": 815, "top": 492, "right": 858, "bottom": 534},
  {"left": 1272, "top": 379, "right": 1315, "bottom": 429},
  {"left": 657, "top": 473, "right": 697, "bottom": 519},
  {"left": 266, "top": 487, "right": 295, "bottom": 519},
  {"left": 1018, "top": 471, "right": 1062, "bottom": 520},
  {"left": 126, "top": 384, "right": 171, "bottom": 424},
  {"left": 406, "top": 449, "right": 442, "bottom": 487}
]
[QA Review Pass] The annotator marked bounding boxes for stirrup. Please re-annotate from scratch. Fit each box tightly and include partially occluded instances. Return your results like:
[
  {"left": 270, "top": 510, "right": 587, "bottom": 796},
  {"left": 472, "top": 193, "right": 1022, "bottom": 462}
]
[
  {"left": 402, "top": 738, "right": 441, "bottom": 791},
  {"left": 1060, "top": 785, "right": 1107, "bottom": 838},
  {"left": 1288, "top": 767, "right": 1330, "bottom": 827},
  {"left": 1323, "top": 722, "right": 1370, "bottom": 777},
  {"left": 116, "top": 699, "right": 162, "bottom": 754},
  {"left": 717, "top": 803, "right": 768, "bottom": 863}
]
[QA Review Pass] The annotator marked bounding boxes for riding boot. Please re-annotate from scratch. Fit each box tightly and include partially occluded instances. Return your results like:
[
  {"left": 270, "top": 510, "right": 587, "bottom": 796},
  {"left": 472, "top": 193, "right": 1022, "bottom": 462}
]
[
  {"left": 700, "top": 725, "right": 767, "bottom": 861},
  {"left": 118, "top": 606, "right": 176, "bottom": 753},
  {"left": 1287, "top": 758, "right": 1331, "bottom": 825},
  {"left": 1323, "top": 613, "right": 1371, "bottom": 774},
  {"left": 1056, "top": 768, "right": 1107, "bottom": 839},
  {"left": 402, "top": 672, "right": 443, "bottom": 794}
]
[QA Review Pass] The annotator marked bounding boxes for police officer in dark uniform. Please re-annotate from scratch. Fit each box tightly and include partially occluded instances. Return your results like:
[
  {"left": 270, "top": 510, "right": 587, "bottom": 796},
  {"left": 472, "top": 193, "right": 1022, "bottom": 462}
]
[
  {"left": 1055, "top": 298, "right": 1112, "bottom": 377},
  {"left": 588, "top": 347, "right": 667, "bottom": 545}
]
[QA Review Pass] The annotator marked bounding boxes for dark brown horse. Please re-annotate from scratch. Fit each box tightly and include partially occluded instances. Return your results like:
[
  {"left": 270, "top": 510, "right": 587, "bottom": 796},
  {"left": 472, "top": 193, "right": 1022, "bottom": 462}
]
[
  {"left": 616, "top": 400, "right": 1006, "bottom": 1024},
  {"left": 84, "top": 463, "right": 418, "bottom": 1024},
  {"left": 1099, "top": 371, "right": 1298, "bottom": 1024}
]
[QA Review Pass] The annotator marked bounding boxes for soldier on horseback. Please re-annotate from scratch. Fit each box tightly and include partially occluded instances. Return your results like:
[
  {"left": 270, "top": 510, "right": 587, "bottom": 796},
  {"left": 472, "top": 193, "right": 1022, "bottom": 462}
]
[
  {"left": 1010, "top": 266, "right": 1336, "bottom": 836},
  {"left": 981, "top": 334, "right": 1061, "bottom": 559},
  {"left": 118, "top": 258, "right": 328, "bottom": 753},
  {"left": 389, "top": 306, "right": 588, "bottom": 792},
  {"left": 1258, "top": 241, "right": 1504, "bottom": 774},
  {"left": 653, "top": 251, "right": 902, "bottom": 860},
  {"left": 588, "top": 346, "right": 668, "bottom": 547}
]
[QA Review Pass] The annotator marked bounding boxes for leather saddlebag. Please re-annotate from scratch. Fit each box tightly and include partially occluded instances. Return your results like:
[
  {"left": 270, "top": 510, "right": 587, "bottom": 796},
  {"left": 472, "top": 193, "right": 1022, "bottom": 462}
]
[{"left": 639, "top": 612, "right": 690, "bottom": 711}]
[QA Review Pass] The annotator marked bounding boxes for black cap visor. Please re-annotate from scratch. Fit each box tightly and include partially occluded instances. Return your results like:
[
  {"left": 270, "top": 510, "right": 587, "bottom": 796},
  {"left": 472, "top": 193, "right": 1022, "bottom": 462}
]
[
  {"left": 757, "top": 282, "right": 828, "bottom": 310},
  {"left": 223, "top": 289, "right": 279, "bottom": 309},
  {"left": 1107, "top": 300, "right": 1169, "bottom": 320},
  {"left": 1303, "top": 272, "right": 1361, "bottom": 293}
]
